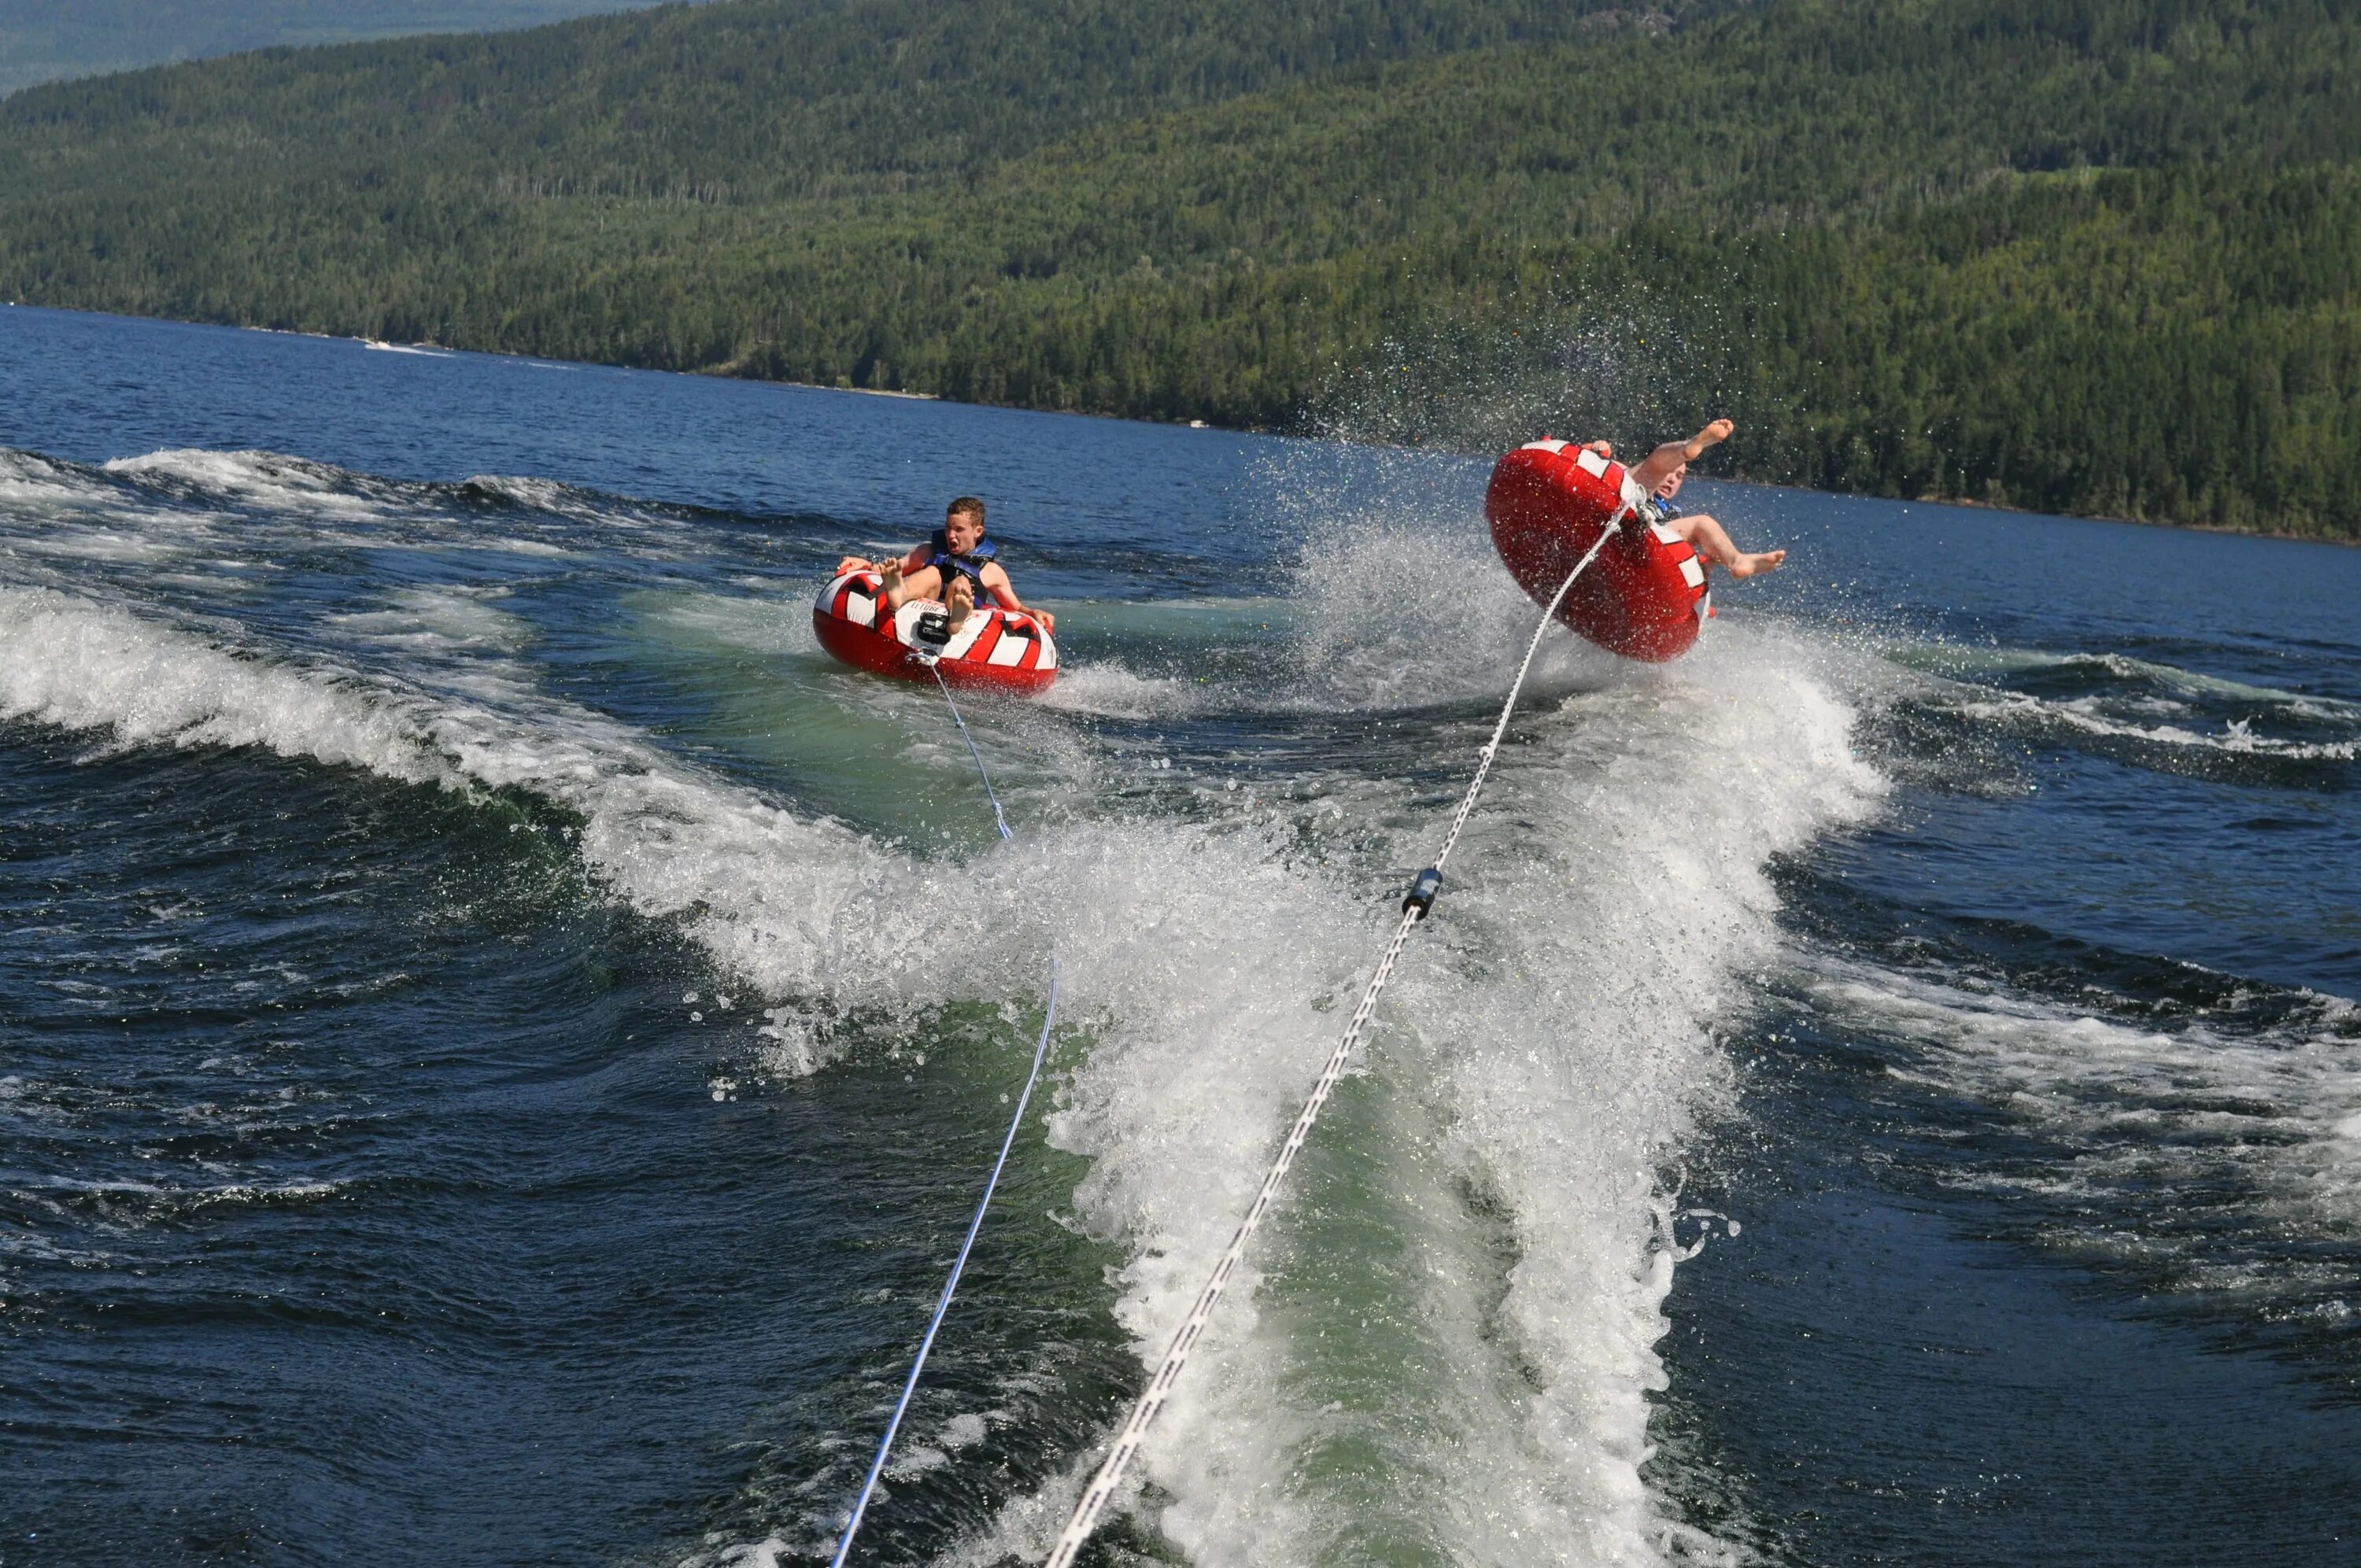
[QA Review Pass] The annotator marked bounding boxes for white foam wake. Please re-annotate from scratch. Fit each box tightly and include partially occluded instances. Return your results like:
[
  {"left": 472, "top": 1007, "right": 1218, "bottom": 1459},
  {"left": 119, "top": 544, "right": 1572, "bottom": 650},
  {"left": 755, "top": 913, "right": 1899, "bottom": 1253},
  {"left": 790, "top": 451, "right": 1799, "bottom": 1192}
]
[
  {"left": 1802, "top": 956, "right": 2361, "bottom": 1310},
  {"left": 1285, "top": 514, "right": 1620, "bottom": 713},
  {"left": 1376, "top": 629, "right": 1875, "bottom": 1565},
  {"left": 1916, "top": 646, "right": 2361, "bottom": 721},
  {"left": 1956, "top": 689, "right": 2359, "bottom": 759},
  {"left": 2, "top": 568, "right": 1886, "bottom": 1567},
  {"left": 0, "top": 587, "right": 453, "bottom": 784},
  {"left": 0, "top": 586, "right": 934, "bottom": 1018},
  {"left": 951, "top": 614, "right": 1883, "bottom": 1566},
  {"left": 102, "top": 447, "right": 399, "bottom": 520}
]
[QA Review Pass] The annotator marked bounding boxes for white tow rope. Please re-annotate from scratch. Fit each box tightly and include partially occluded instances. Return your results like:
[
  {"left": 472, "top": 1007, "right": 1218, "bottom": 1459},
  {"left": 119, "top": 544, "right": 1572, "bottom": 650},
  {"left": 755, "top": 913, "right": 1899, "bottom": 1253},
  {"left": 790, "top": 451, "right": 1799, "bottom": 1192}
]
[
  {"left": 829, "top": 659, "right": 1055, "bottom": 1566},
  {"left": 1044, "top": 525, "right": 1620, "bottom": 1566},
  {"left": 931, "top": 660, "right": 1014, "bottom": 846}
]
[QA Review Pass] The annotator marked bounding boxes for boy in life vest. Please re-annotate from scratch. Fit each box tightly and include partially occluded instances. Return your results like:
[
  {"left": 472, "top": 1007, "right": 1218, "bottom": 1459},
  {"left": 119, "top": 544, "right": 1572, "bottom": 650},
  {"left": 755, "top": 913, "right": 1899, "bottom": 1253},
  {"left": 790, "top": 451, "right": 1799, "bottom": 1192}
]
[
  {"left": 1594, "top": 419, "right": 1786, "bottom": 578},
  {"left": 835, "top": 495, "right": 1057, "bottom": 635}
]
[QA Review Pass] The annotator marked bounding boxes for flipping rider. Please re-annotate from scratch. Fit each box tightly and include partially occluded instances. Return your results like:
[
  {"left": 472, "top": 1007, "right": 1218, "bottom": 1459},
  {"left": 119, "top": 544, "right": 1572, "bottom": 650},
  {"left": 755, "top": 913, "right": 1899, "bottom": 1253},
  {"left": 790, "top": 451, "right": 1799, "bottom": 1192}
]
[{"left": 1593, "top": 419, "right": 1786, "bottom": 578}]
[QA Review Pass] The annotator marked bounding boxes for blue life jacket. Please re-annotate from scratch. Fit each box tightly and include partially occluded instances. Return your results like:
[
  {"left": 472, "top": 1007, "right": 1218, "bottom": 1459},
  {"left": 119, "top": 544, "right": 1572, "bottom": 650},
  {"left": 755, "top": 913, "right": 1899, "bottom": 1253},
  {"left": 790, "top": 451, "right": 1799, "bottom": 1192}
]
[{"left": 926, "top": 529, "right": 998, "bottom": 596}]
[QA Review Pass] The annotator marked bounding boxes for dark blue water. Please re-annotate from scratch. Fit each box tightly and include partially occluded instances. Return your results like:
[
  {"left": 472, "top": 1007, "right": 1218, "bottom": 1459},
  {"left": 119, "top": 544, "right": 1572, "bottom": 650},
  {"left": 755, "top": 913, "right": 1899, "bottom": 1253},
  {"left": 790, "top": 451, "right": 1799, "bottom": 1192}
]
[{"left": 2, "top": 304, "right": 2357, "bottom": 1566}]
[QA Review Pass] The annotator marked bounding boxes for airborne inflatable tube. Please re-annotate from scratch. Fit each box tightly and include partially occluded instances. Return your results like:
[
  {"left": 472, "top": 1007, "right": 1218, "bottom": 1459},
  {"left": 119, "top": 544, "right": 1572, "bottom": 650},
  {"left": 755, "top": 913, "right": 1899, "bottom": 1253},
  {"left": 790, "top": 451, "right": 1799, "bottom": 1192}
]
[{"left": 1485, "top": 439, "right": 1713, "bottom": 663}]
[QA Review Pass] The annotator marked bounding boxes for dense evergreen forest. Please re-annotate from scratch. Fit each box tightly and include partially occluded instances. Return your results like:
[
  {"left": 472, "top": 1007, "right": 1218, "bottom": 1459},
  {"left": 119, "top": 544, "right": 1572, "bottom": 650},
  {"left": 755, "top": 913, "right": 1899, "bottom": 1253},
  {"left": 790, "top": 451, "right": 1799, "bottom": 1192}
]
[{"left": 3, "top": 0, "right": 2357, "bottom": 537}]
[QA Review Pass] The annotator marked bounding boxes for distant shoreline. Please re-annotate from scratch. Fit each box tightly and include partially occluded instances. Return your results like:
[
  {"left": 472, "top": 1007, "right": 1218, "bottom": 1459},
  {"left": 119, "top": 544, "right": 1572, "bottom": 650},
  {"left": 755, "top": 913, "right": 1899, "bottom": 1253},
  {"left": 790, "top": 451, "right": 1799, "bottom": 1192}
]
[
  {"left": 1903, "top": 490, "right": 2361, "bottom": 549},
  {"left": 6, "top": 299, "right": 2352, "bottom": 548}
]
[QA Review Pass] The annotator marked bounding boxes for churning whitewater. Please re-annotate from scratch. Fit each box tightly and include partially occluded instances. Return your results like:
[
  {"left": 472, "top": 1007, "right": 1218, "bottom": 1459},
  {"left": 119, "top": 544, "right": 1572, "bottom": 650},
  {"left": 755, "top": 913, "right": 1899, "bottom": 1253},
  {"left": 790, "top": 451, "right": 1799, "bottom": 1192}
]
[
  {"left": 0, "top": 434, "right": 1880, "bottom": 1564},
  {"left": 7, "top": 309, "right": 2358, "bottom": 1568}
]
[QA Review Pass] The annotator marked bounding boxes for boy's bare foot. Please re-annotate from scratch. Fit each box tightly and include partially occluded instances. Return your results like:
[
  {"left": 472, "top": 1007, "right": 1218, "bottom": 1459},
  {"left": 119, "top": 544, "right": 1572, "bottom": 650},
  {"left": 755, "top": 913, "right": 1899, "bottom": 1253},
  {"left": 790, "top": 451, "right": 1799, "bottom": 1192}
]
[
  {"left": 1682, "top": 419, "right": 1735, "bottom": 463},
  {"left": 946, "top": 575, "right": 975, "bottom": 631},
  {"left": 1727, "top": 548, "right": 1785, "bottom": 579},
  {"left": 1631, "top": 419, "right": 1735, "bottom": 497},
  {"left": 878, "top": 558, "right": 905, "bottom": 608}
]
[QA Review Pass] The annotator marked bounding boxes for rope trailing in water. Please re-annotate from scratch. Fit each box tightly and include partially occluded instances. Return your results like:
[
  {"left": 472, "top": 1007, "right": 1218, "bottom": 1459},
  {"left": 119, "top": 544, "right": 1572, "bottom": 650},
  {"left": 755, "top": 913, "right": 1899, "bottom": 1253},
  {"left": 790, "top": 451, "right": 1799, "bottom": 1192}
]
[
  {"left": 932, "top": 661, "right": 1014, "bottom": 843},
  {"left": 828, "top": 658, "right": 1050, "bottom": 1565},
  {"left": 1044, "top": 521, "right": 1621, "bottom": 1567}
]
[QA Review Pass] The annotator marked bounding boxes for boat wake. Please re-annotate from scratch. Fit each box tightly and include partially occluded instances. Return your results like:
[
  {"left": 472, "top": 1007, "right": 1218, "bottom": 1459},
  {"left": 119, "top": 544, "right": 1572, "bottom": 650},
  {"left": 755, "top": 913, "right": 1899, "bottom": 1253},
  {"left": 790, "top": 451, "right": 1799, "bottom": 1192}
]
[
  {"left": 20, "top": 435, "right": 2349, "bottom": 1566},
  {"left": 0, "top": 440, "right": 1898, "bottom": 1565}
]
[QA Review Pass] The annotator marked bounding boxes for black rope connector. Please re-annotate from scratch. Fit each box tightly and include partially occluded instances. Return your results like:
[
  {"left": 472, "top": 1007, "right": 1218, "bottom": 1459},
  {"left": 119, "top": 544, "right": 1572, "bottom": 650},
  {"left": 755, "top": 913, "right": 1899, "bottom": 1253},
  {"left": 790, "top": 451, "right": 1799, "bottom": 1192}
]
[
  {"left": 1403, "top": 867, "right": 1443, "bottom": 919},
  {"left": 914, "top": 608, "right": 952, "bottom": 647}
]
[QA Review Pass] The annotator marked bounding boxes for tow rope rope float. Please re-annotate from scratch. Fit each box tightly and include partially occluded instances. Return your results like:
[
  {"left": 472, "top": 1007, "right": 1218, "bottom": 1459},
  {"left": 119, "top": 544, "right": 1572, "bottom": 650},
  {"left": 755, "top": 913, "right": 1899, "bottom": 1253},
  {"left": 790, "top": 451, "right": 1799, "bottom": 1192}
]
[
  {"left": 1044, "top": 526, "right": 1620, "bottom": 1566},
  {"left": 829, "top": 647, "right": 1055, "bottom": 1566}
]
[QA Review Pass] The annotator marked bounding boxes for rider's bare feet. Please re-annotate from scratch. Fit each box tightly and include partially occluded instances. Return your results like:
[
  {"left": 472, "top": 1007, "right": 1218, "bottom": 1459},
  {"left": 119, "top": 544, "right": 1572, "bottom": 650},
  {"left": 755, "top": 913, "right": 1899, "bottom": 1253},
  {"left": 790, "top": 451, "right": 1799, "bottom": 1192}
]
[
  {"left": 946, "top": 575, "right": 975, "bottom": 632},
  {"left": 878, "top": 558, "right": 905, "bottom": 608},
  {"left": 1727, "top": 548, "right": 1785, "bottom": 579},
  {"left": 1682, "top": 419, "right": 1735, "bottom": 463}
]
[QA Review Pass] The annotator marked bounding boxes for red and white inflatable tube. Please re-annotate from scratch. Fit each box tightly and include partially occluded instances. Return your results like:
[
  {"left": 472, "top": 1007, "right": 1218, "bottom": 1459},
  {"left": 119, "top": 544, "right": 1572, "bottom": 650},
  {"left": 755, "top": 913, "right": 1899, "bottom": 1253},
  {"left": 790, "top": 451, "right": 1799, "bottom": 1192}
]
[
  {"left": 811, "top": 568, "right": 1060, "bottom": 695},
  {"left": 1485, "top": 439, "right": 1713, "bottom": 663}
]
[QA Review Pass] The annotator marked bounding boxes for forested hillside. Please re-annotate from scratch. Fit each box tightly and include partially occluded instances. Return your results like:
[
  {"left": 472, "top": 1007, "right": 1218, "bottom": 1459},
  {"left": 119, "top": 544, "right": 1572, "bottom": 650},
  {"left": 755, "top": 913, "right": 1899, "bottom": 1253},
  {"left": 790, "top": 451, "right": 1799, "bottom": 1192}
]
[{"left": 3, "top": 0, "right": 2358, "bottom": 537}]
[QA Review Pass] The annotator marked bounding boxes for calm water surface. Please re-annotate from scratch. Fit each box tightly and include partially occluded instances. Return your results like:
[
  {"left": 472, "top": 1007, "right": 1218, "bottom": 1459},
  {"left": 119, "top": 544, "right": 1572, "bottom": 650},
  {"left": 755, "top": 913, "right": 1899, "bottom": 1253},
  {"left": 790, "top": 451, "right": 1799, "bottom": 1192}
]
[{"left": 2, "top": 305, "right": 2356, "bottom": 1566}]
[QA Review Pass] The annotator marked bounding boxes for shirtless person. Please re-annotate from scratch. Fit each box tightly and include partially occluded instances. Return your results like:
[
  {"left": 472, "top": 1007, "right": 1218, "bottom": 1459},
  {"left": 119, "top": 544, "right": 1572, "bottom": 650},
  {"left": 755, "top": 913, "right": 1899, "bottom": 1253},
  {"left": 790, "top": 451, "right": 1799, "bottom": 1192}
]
[
  {"left": 1596, "top": 419, "right": 1786, "bottom": 578},
  {"left": 834, "top": 495, "right": 1056, "bottom": 635}
]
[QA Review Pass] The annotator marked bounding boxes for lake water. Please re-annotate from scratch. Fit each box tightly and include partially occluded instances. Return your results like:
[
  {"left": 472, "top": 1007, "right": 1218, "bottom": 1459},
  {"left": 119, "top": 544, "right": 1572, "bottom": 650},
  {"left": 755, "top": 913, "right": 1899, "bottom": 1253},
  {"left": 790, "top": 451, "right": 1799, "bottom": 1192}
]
[{"left": 2, "top": 304, "right": 2356, "bottom": 1567}]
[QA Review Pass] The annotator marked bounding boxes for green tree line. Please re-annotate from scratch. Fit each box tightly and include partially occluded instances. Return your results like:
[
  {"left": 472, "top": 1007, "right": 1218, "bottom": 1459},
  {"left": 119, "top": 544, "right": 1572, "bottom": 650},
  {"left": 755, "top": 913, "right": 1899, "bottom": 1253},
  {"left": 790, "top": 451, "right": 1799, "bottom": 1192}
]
[{"left": 2, "top": 0, "right": 2357, "bottom": 535}]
